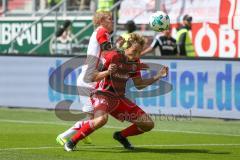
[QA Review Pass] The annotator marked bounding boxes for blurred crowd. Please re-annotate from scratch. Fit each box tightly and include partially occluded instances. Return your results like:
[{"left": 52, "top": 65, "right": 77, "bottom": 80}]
[
  {"left": 34, "top": 0, "right": 96, "bottom": 11},
  {"left": 35, "top": 0, "right": 118, "bottom": 12},
  {"left": 48, "top": 0, "right": 92, "bottom": 10}
]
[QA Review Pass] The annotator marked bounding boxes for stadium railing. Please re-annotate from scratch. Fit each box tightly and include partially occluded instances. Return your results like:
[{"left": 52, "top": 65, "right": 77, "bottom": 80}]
[
  {"left": 71, "top": 0, "right": 123, "bottom": 48},
  {"left": 0, "top": 0, "right": 96, "bottom": 16},
  {"left": 7, "top": 0, "right": 68, "bottom": 54},
  {"left": 6, "top": 0, "right": 123, "bottom": 55}
]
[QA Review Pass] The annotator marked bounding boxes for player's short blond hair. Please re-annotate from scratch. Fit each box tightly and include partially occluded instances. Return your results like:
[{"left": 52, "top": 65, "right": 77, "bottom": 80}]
[
  {"left": 125, "top": 33, "right": 146, "bottom": 49},
  {"left": 93, "top": 11, "right": 112, "bottom": 27}
]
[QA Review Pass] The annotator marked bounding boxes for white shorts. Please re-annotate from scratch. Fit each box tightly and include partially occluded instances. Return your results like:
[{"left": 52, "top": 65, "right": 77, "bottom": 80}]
[
  {"left": 77, "top": 70, "right": 95, "bottom": 113},
  {"left": 79, "top": 95, "right": 94, "bottom": 113}
]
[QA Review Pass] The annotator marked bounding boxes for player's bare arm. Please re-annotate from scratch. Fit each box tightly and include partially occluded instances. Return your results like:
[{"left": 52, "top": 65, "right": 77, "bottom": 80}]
[
  {"left": 141, "top": 46, "right": 153, "bottom": 56},
  {"left": 132, "top": 66, "right": 168, "bottom": 90},
  {"left": 92, "top": 64, "right": 117, "bottom": 82}
]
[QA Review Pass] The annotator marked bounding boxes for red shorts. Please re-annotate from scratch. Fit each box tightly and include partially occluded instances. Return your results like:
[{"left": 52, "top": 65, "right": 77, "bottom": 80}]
[{"left": 91, "top": 92, "right": 146, "bottom": 122}]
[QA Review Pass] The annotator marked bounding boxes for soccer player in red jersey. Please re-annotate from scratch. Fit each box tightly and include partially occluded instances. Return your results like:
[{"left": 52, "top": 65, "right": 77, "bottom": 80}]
[{"left": 64, "top": 33, "right": 168, "bottom": 151}]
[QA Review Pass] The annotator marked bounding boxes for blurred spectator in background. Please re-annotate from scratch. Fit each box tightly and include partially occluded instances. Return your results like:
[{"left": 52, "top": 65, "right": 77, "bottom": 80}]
[
  {"left": 176, "top": 14, "right": 195, "bottom": 57},
  {"left": 118, "top": 20, "right": 137, "bottom": 49},
  {"left": 97, "top": 0, "right": 120, "bottom": 11},
  {"left": 97, "top": 0, "right": 113, "bottom": 11},
  {"left": 56, "top": 20, "right": 72, "bottom": 38},
  {"left": 67, "top": 0, "right": 78, "bottom": 10},
  {"left": 89, "top": 0, "right": 97, "bottom": 12},
  {"left": 47, "top": 0, "right": 61, "bottom": 8},
  {"left": 79, "top": 0, "right": 91, "bottom": 10},
  {"left": 122, "top": 20, "right": 137, "bottom": 39},
  {"left": 65, "top": 0, "right": 95, "bottom": 11},
  {"left": 53, "top": 20, "right": 73, "bottom": 54},
  {"left": 141, "top": 28, "right": 178, "bottom": 56}
]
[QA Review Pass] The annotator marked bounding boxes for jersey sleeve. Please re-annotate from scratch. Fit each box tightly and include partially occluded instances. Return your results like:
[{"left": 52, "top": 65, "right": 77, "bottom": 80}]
[
  {"left": 150, "top": 35, "right": 161, "bottom": 49},
  {"left": 96, "top": 27, "right": 110, "bottom": 45},
  {"left": 102, "top": 51, "right": 119, "bottom": 70}
]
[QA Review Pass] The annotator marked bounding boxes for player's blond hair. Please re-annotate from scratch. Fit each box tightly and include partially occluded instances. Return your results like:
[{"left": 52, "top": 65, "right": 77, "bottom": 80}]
[
  {"left": 93, "top": 11, "right": 112, "bottom": 27},
  {"left": 125, "top": 33, "right": 146, "bottom": 49}
]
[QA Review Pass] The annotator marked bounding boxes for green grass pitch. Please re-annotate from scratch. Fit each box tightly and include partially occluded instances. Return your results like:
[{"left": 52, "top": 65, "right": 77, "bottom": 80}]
[{"left": 0, "top": 107, "right": 240, "bottom": 160}]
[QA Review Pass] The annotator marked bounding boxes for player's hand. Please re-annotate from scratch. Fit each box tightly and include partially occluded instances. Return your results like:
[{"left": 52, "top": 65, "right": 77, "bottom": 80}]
[
  {"left": 159, "top": 66, "right": 168, "bottom": 78},
  {"left": 107, "top": 64, "right": 117, "bottom": 74},
  {"left": 154, "top": 66, "right": 168, "bottom": 80}
]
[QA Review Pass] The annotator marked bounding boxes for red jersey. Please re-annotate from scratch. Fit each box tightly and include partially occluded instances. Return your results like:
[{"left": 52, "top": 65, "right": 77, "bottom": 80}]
[{"left": 96, "top": 50, "right": 141, "bottom": 97}]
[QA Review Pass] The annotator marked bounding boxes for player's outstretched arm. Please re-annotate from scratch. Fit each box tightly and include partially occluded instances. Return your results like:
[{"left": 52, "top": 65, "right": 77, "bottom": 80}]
[
  {"left": 133, "top": 66, "right": 168, "bottom": 90},
  {"left": 92, "top": 64, "right": 117, "bottom": 82},
  {"left": 141, "top": 46, "right": 153, "bottom": 56}
]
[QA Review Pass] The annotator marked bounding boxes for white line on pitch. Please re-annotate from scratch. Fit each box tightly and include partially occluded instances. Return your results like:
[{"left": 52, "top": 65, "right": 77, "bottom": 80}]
[
  {"left": 0, "top": 119, "right": 71, "bottom": 126},
  {"left": 1, "top": 119, "right": 240, "bottom": 137},
  {"left": 1, "top": 144, "right": 240, "bottom": 151},
  {"left": 0, "top": 146, "right": 62, "bottom": 151},
  {"left": 104, "top": 125, "right": 240, "bottom": 137},
  {"left": 135, "top": 144, "right": 240, "bottom": 147}
]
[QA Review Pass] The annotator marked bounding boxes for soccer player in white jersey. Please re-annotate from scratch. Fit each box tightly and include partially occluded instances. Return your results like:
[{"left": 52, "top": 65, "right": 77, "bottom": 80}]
[{"left": 56, "top": 11, "right": 115, "bottom": 145}]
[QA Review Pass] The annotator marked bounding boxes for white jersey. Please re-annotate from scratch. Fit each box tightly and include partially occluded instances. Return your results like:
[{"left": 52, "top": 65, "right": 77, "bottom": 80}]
[{"left": 77, "top": 26, "right": 110, "bottom": 92}]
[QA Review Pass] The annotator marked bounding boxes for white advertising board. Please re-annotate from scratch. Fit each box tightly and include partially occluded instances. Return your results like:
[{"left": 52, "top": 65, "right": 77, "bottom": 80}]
[{"left": 0, "top": 56, "right": 239, "bottom": 119}]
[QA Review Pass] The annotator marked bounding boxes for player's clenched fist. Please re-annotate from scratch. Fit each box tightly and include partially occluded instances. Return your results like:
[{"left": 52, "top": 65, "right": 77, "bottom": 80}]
[{"left": 107, "top": 64, "right": 118, "bottom": 74}]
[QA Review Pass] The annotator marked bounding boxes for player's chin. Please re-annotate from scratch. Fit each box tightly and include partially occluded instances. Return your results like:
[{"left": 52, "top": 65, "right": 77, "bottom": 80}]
[
  {"left": 128, "top": 56, "right": 136, "bottom": 61},
  {"left": 108, "top": 26, "right": 113, "bottom": 33},
  {"left": 110, "top": 29, "right": 114, "bottom": 34}
]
